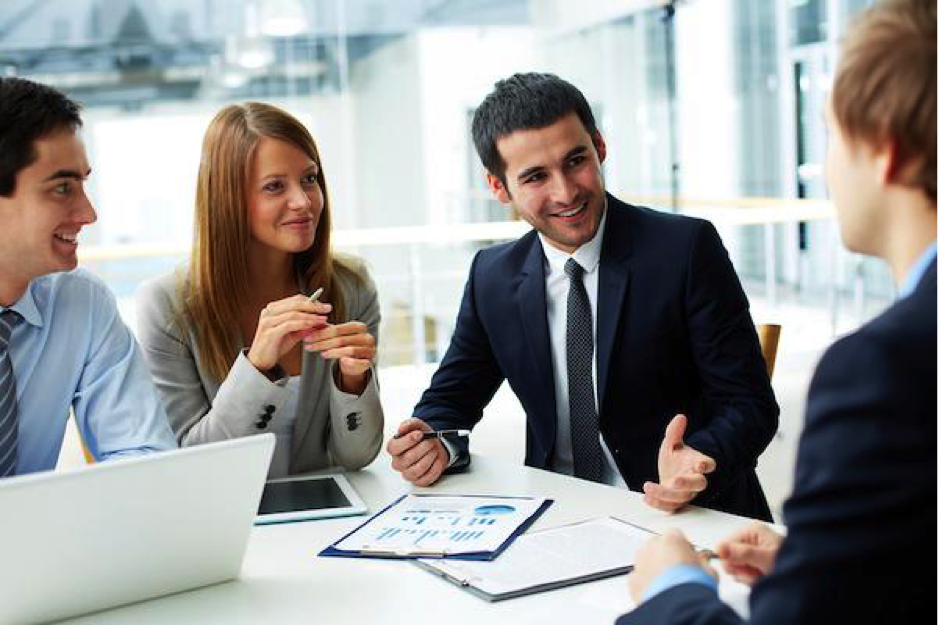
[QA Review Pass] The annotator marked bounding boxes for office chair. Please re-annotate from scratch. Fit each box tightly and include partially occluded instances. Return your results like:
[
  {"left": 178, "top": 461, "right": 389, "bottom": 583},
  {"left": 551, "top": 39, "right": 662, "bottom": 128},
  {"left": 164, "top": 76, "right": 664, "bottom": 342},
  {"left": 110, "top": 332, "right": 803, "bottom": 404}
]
[{"left": 756, "top": 323, "right": 782, "bottom": 380}]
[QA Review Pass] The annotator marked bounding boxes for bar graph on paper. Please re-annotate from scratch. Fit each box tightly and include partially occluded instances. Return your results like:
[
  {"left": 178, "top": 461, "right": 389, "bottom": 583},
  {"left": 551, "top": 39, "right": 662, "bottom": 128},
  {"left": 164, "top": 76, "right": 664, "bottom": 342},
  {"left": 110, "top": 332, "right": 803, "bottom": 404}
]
[{"left": 335, "top": 495, "right": 547, "bottom": 555}]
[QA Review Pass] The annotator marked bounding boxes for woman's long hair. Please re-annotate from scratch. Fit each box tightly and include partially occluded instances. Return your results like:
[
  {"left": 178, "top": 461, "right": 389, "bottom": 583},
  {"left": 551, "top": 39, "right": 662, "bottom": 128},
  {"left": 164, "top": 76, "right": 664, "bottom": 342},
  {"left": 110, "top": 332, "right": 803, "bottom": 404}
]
[{"left": 183, "top": 102, "right": 358, "bottom": 380}]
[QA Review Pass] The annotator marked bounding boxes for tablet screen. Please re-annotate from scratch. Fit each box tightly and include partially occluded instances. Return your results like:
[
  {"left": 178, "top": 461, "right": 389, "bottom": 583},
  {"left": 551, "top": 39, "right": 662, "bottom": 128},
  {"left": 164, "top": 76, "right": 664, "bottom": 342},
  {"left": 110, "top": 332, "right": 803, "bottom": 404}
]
[{"left": 258, "top": 477, "right": 351, "bottom": 515}]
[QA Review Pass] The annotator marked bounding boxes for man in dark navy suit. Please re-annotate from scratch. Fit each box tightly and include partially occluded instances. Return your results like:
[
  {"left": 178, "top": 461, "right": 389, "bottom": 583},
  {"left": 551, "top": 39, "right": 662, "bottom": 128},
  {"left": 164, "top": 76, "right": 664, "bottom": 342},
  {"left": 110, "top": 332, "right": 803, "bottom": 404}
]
[
  {"left": 620, "top": 0, "right": 936, "bottom": 622},
  {"left": 386, "top": 72, "right": 779, "bottom": 520}
]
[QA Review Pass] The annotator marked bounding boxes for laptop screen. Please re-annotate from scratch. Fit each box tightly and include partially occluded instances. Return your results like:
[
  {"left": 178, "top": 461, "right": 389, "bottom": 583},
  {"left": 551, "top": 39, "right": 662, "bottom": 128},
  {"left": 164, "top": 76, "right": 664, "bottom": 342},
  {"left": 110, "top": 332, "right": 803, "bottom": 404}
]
[{"left": 258, "top": 476, "right": 351, "bottom": 515}]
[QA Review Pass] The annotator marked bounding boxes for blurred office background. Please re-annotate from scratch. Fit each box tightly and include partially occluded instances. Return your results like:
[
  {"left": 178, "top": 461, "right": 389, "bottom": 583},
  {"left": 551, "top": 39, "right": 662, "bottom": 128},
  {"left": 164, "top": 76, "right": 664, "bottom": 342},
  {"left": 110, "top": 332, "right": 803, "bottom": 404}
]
[{"left": 1, "top": 0, "right": 884, "bottom": 517}]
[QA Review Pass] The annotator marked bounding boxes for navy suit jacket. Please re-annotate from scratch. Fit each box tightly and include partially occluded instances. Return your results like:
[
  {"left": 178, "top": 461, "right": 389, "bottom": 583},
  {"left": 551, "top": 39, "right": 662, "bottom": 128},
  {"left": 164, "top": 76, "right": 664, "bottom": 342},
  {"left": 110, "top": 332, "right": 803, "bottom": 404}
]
[
  {"left": 618, "top": 259, "right": 937, "bottom": 624},
  {"left": 414, "top": 195, "right": 778, "bottom": 520}
]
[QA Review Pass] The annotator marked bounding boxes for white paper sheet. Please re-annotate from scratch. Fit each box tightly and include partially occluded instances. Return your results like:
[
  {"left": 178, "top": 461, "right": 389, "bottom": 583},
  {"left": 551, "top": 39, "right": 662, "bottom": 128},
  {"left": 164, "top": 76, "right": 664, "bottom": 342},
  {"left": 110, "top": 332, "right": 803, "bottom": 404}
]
[
  {"left": 417, "top": 517, "right": 653, "bottom": 597},
  {"left": 333, "top": 494, "right": 547, "bottom": 556}
]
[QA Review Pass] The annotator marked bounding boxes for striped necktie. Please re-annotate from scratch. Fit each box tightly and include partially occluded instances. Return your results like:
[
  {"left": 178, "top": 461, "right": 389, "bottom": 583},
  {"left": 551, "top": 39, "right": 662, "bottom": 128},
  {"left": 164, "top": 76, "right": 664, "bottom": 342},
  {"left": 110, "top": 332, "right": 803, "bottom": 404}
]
[
  {"left": 565, "top": 258, "right": 603, "bottom": 482},
  {"left": 0, "top": 309, "right": 20, "bottom": 478}
]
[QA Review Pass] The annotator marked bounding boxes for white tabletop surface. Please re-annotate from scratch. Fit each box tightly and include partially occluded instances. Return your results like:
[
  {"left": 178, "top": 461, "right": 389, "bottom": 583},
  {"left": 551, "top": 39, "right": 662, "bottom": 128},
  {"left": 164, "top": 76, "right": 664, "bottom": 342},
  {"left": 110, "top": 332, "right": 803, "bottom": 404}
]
[{"left": 63, "top": 454, "right": 755, "bottom": 624}]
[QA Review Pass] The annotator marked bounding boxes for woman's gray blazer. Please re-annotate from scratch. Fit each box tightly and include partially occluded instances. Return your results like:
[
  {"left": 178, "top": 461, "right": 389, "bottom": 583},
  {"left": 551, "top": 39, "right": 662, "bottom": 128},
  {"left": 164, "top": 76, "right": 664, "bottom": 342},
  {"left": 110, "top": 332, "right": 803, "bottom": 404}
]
[{"left": 135, "top": 265, "right": 384, "bottom": 473}]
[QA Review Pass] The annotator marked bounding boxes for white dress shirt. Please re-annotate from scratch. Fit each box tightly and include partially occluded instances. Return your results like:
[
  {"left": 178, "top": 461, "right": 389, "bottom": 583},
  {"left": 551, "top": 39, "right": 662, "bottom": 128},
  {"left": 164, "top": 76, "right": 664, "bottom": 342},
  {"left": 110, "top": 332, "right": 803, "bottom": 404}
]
[
  {"left": 538, "top": 206, "right": 626, "bottom": 487},
  {"left": 442, "top": 205, "right": 627, "bottom": 486}
]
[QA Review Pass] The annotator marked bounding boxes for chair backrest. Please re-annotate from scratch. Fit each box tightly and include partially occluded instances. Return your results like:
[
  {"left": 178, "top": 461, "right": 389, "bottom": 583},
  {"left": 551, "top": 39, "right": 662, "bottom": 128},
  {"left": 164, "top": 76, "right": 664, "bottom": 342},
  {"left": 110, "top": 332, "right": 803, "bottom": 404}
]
[
  {"left": 81, "top": 439, "right": 95, "bottom": 464},
  {"left": 756, "top": 324, "right": 782, "bottom": 380}
]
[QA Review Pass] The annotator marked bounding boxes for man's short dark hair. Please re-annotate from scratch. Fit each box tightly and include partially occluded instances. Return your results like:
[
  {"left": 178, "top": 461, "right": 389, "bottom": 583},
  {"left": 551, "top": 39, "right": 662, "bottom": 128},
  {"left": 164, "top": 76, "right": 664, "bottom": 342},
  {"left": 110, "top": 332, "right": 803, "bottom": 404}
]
[
  {"left": 471, "top": 72, "right": 598, "bottom": 184},
  {"left": 0, "top": 77, "right": 83, "bottom": 197}
]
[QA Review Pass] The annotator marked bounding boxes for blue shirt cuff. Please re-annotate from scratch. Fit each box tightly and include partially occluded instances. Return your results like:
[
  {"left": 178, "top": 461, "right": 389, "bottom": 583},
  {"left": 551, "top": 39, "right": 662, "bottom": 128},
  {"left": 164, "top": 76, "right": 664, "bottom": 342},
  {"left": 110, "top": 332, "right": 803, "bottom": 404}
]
[{"left": 642, "top": 564, "right": 717, "bottom": 603}]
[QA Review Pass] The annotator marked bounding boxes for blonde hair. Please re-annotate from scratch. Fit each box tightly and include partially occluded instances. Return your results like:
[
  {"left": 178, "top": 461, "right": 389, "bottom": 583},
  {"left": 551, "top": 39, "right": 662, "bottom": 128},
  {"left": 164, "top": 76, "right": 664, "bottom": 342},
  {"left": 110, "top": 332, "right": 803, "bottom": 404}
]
[
  {"left": 832, "top": 0, "right": 936, "bottom": 202},
  {"left": 184, "top": 102, "right": 360, "bottom": 380}
]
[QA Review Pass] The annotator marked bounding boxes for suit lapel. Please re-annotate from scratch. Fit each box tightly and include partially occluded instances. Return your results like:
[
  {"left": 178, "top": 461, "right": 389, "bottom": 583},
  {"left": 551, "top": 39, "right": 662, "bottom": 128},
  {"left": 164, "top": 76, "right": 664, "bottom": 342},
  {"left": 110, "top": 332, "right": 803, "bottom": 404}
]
[
  {"left": 596, "top": 196, "right": 632, "bottom": 417},
  {"left": 517, "top": 235, "right": 558, "bottom": 448}
]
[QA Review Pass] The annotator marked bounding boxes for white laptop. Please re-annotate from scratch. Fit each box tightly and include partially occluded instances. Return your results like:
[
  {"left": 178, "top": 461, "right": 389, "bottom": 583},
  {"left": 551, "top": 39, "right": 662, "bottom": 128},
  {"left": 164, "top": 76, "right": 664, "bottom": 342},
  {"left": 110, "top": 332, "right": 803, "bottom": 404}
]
[{"left": 0, "top": 434, "right": 275, "bottom": 625}]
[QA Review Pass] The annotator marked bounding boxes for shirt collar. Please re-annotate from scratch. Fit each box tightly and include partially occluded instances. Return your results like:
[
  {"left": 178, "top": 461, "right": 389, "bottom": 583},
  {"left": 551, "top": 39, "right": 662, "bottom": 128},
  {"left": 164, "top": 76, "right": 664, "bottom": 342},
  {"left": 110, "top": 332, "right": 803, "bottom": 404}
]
[
  {"left": 539, "top": 198, "right": 608, "bottom": 276},
  {"left": 1, "top": 280, "right": 44, "bottom": 328},
  {"left": 898, "top": 241, "right": 937, "bottom": 299}
]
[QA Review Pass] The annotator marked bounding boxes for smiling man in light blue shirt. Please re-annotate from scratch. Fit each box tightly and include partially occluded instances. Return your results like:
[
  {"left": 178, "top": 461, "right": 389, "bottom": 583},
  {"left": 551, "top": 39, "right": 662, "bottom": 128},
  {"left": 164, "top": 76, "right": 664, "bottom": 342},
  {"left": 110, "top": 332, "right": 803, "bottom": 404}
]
[{"left": 0, "top": 77, "right": 175, "bottom": 477}]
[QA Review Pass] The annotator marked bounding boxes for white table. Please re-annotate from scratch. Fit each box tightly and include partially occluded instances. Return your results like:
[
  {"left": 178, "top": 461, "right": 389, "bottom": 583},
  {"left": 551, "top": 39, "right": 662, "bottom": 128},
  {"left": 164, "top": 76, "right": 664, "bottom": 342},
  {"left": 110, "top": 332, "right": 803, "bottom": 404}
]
[{"left": 64, "top": 454, "right": 754, "bottom": 624}]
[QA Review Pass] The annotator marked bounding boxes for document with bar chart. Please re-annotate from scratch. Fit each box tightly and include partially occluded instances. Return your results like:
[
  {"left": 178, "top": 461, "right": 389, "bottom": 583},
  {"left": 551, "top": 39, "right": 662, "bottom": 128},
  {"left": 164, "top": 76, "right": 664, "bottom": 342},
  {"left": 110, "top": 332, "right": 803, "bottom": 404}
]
[{"left": 320, "top": 494, "right": 552, "bottom": 560}]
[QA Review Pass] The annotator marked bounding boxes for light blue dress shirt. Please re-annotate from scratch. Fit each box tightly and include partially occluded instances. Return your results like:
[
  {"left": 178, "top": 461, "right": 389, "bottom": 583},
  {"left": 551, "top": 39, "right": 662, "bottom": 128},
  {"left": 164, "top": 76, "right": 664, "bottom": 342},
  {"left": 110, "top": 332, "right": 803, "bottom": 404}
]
[
  {"left": 642, "top": 563, "right": 718, "bottom": 601},
  {"left": 641, "top": 240, "right": 938, "bottom": 602},
  {"left": 1, "top": 269, "right": 176, "bottom": 476},
  {"left": 898, "top": 242, "right": 936, "bottom": 299}
]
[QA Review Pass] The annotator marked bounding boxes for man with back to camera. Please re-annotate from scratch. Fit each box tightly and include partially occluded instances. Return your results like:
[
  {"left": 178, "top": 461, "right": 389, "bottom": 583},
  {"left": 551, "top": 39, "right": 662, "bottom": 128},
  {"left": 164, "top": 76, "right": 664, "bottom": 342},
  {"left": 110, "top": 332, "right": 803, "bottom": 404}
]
[
  {"left": 387, "top": 72, "right": 779, "bottom": 520},
  {"left": 0, "top": 77, "right": 176, "bottom": 478},
  {"left": 620, "top": 0, "right": 936, "bottom": 622}
]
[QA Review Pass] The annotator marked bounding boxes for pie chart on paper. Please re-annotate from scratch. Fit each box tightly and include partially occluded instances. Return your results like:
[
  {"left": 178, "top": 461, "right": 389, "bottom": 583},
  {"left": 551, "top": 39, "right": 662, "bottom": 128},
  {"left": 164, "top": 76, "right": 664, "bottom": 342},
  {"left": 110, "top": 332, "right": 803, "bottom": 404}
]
[{"left": 473, "top": 505, "right": 516, "bottom": 516}]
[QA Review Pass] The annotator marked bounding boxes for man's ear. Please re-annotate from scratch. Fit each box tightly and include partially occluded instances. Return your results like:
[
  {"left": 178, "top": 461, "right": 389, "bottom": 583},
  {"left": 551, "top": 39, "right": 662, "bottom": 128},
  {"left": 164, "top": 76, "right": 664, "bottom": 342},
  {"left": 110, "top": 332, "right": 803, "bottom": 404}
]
[
  {"left": 592, "top": 131, "right": 608, "bottom": 164},
  {"left": 869, "top": 139, "right": 921, "bottom": 185},
  {"left": 875, "top": 139, "right": 902, "bottom": 186},
  {"left": 485, "top": 172, "right": 512, "bottom": 204}
]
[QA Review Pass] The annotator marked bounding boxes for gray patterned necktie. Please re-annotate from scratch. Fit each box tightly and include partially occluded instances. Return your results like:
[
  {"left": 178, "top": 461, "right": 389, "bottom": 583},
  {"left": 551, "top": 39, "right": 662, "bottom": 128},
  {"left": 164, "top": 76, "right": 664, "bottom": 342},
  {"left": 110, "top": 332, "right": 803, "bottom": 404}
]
[
  {"left": 565, "top": 259, "right": 603, "bottom": 482},
  {"left": 0, "top": 309, "right": 20, "bottom": 477}
]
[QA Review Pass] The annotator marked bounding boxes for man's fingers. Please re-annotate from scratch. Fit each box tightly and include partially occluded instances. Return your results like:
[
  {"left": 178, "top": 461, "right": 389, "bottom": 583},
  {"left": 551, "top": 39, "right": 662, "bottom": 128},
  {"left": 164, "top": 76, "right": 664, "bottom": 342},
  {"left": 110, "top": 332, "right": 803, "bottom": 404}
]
[
  {"left": 721, "top": 561, "right": 764, "bottom": 585},
  {"left": 387, "top": 434, "right": 414, "bottom": 457},
  {"left": 627, "top": 568, "right": 643, "bottom": 603},
  {"left": 396, "top": 442, "right": 433, "bottom": 479},
  {"left": 644, "top": 481, "right": 697, "bottom": 505},
  {"left": 399, "top": 439, "right": 443, "bottom": 472},
  {"left": 719, "top": 542, "right": 775, "bottom": 574},
  {"left": 387, "top": 419, "right": 428, "bottom": 455},
  {"left": 671, "top": 473, "right": 708, "bottom": 493},
  {"left": 663, "top": 413, "right": 687, "bottom": 450},
  {"left": 721, "top": 542, "right": 754, "bottom": 563},
  {"left": 412, "top": 455, "right": 446, "bottom": 487},
  {"left": 388, "top": 434, "right": 421, "bottom": 463},
  {"left": 402, "top": 448, "right": 439, "bottom": 483},
  {"left": 696, "top": 454, "right": 717, "bottom": 474},
  {"left": 396, "top": 418, "right": 427, "bottom": 436},
  {"left": 643, "top": 492, "right": 685, "bottom": 513}
]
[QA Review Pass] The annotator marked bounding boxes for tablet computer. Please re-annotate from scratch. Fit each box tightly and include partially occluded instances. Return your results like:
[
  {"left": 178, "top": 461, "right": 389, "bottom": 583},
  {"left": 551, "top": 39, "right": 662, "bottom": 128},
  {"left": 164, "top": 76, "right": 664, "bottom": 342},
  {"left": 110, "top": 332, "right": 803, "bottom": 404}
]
[{"left": 255, "top": 473, "right": 367, "bottom": 525}]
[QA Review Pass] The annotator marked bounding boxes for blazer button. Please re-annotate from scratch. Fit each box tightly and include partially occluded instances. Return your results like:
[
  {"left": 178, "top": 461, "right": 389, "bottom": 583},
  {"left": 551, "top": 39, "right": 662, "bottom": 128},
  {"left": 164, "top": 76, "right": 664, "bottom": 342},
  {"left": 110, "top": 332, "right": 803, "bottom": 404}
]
[
  {"left": 256, "top": 420, "right": 268, "bottom": 430},
  {"left": 346, "top": 412, "right": 360, "bottom": 431},
  {"left": 264, "top": 405, "right": 275, "bottom": 414}
]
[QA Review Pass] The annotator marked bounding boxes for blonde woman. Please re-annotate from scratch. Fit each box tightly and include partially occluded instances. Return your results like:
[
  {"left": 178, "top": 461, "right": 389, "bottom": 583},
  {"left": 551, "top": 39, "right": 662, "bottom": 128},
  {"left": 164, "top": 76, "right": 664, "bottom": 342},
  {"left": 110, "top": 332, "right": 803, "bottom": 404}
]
[{"left": 136, "top": 103, "right": 383, "bottom": 477}]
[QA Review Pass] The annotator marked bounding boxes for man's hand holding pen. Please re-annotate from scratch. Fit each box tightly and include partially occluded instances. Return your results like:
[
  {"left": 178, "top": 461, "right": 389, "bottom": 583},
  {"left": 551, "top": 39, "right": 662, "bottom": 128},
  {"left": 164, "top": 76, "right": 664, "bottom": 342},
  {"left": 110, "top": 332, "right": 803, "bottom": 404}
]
[{"left": 387, "top": 418, "right": 452, "bottom": 487}]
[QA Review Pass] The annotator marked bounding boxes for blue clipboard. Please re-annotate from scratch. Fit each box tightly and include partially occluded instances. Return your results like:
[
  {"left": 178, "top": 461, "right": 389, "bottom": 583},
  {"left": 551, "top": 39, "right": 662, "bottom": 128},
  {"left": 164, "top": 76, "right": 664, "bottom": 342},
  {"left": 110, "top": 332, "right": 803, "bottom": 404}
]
[{"left": 318, "top": 494, "right": 553, "bottom": 561}]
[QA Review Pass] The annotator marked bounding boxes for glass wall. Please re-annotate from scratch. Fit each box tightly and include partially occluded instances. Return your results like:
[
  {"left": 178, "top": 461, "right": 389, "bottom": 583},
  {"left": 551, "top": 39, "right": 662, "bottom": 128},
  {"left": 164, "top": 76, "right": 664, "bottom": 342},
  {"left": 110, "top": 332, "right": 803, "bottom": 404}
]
[{"left": 0, "top": 0, "right": 885, "bottom": 364}]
